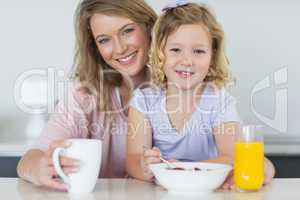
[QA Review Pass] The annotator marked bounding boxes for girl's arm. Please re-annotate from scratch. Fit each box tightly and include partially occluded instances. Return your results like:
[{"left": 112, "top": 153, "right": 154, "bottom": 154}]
[
  {"left": 126, "top": 107, "right": 160, "bottom": 181},
  {"left": 264, "top": 157, "right": 276, "bottom": 184},
  {"left": 205, "top": 122, "right": 237, "bottom": 165},
  {"left": 205, "top": 122, "right": 275, "bottom": 188}
]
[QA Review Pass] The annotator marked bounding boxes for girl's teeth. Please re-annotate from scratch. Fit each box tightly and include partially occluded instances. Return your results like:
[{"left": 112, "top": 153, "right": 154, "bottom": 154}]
[
  {"left": 177, "top": 71, "right": 194, "bottom": 75},
  {"left": 176, "top": 70, "right": 194, "bottom": 78}
]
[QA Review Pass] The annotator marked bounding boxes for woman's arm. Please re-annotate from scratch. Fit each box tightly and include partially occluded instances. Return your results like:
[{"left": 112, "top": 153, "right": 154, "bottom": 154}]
[
  {"left": 17, "top": 86, "right": 88, "bottom": 189},
  {"left": 17, "top": 149, "right": 48, "bottom": 185},
  {"left": 17, "top": 141, "right": 79, "bottom": 191},
  {"left": 126, "top": 107, "right": 160, "bottom": 181}
]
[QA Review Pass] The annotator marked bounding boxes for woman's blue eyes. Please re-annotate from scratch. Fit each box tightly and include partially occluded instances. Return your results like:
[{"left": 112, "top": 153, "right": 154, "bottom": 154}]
[
  {"left": 123, "top": 28, "right": 134, "bottom": 34},
  {"left": 97, "top": 28, "right": 134, "bottom": 45}
]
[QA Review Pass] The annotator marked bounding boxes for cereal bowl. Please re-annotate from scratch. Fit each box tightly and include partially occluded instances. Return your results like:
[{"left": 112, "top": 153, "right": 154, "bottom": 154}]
[{"left": 149, "top": 162, "right": 232, "bottom": 195}]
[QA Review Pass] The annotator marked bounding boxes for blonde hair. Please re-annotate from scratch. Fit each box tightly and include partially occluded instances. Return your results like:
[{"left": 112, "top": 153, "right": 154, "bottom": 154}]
[
  {"left": 73, "top": 0, "right": 157, "bottom": 113},
  {"left": 149, "top": 3, "right": 231, "bottom": 89}
]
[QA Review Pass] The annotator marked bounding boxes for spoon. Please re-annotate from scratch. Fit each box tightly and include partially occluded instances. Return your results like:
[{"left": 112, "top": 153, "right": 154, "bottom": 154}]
[
  {"left": 159, "top": 157, "right": 187, "bottom": 170},
  {"left": 160, "top": 157, "right": 179, "bottom": 168},
  {"left": 142, "top": 146, "right": 185, "bottom": 170}
]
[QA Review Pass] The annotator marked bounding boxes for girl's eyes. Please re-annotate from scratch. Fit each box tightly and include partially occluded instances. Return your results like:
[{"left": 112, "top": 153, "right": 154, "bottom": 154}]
[
  {"left": 194, "top": 49, "right": 206, "bottom": 54},
  {"left": 170, "top": 48, "right": 181, "bottom": 52},
  {"left": 169, "top": 48, "right": 206, "bottom": 54}
]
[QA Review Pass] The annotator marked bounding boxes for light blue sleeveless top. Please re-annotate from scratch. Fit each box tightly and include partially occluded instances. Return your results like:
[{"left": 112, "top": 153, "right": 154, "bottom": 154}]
[{"left": 129, "top": 84, "right": 240, "bottom": 162}]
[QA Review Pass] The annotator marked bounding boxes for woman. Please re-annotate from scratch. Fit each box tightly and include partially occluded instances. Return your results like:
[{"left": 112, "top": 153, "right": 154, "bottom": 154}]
[{"left": 17, "top": 0, "right": 157, "bottom": 191}]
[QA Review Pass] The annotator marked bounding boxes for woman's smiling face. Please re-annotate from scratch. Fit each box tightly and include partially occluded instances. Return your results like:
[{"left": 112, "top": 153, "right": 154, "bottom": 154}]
[{"left": 90, "top": 14, "right": 150, "bottom": 79}]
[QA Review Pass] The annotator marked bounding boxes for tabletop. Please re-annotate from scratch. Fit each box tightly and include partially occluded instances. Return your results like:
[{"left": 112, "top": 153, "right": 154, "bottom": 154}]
[{"left": 0, "top": 178, "right": 299, "bottom": 200}]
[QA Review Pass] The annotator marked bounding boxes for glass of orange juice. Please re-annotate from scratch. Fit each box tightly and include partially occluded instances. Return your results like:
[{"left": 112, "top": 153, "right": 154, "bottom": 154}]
[{"left": 234, "top": 125, "right": 264, "bottom": 191}]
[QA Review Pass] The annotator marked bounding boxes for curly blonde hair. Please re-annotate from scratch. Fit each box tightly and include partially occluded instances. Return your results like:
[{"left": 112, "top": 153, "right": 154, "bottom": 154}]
[{"left": 149, "top": 3, "right": 231, "bottom": 89}]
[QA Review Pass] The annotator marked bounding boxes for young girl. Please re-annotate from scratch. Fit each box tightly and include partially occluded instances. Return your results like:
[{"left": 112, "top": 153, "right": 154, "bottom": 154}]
[{"left": 126, "top": 2, "right": 275, "bottom": 188}]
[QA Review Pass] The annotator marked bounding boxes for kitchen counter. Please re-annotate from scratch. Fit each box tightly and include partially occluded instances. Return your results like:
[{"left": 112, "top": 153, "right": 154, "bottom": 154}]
[
  {"left": 0, "top": 115, "right": 43, "bottom": 157},
  {"left": 1, "top": 116, "right": 300, "bottom": 157},
  {"left": 0, "top": 136, "right": 300, "bottom": 178},
  {"left": 1, "top": 136, "right": 300, "bottom": 157},
  {"left": 0, "top": 137, "right": 35, "bottom": 157},
  {"left": 0, "top": 178, "right": 299, "bottom": 199}
]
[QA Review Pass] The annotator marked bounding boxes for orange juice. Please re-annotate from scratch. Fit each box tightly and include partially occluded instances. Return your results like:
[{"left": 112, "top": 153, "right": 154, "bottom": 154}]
[{"left": 234, "top": 142, "right": 264, "bottom": 191}]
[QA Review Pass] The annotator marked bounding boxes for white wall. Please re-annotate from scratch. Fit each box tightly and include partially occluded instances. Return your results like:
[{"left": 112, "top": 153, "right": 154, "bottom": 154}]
[
  {"left": 0, "top": 0, "right": 79, "bottom": 118},
  {"left": 213, "top": 0, "right": 299, "bottom": 139},
  {"left": 1, "top": 0, "right": 299, "bottom": 139}
]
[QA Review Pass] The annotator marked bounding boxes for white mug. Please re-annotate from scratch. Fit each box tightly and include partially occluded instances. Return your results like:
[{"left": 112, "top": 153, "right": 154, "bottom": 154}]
[{"left": 52, "top": 139, "right": 102, "bottom": 193}]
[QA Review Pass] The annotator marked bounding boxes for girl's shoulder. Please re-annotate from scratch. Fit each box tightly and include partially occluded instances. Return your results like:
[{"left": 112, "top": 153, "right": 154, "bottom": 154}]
[
  {"left": 130, "top": 86, "right": 165, "bottom": 113},
  {"left": 201, "top": 83, "right": 237, "bottom": 106},
  {"left": 136, "top": 86, "right": 164, "bottom": 97}
]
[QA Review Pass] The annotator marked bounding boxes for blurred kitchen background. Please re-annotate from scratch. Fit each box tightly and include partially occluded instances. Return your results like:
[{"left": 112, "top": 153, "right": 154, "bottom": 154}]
[{"left": 0, "top": 0, "right": 299, "bottom": 177}]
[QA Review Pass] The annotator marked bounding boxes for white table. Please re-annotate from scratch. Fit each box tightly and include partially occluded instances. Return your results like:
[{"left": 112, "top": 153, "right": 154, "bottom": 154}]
[{"left": 0, "top": 178, "right": 299, "bottom": 199}]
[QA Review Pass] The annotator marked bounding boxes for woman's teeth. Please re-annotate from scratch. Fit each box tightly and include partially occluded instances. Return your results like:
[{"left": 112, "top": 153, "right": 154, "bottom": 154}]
[{"left": 117, "top": 51, "right": 137, "bottom": 64}]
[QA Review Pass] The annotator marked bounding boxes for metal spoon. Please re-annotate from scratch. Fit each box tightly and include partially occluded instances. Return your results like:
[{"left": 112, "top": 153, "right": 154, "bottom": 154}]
[
  {"left": 142, "top": 146, "right": 185, "bottom": 170},
  {"left": 160, "top": 157, "right": 186, "bottom": 170}
]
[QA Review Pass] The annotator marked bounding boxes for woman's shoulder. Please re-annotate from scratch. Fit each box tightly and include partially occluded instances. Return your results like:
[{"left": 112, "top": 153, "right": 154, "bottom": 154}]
[
  {"left": 59, "top": 81, "right": 107, "bottom": 116},
  {"left": 68, "top": 81, "right": 97, "bottom": 103}
]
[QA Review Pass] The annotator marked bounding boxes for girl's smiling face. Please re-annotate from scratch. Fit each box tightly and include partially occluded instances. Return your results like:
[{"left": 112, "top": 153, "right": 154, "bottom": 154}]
[{"left": 163, "top": 24, "right": 213, "bottom": 90}]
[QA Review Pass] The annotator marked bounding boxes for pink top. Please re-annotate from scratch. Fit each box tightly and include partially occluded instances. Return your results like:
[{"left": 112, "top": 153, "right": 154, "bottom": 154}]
[{"left": 31, "top": 83, "right": 128, "bottom": 178}]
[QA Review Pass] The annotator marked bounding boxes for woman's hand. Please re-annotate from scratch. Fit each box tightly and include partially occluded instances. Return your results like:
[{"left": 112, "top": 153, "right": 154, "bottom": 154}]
[
  {"left": 140, "top": 147, "right": 161, "bottom": 179},
  {"left": 28, "top": 140, "right": 81, "bottom": 191}
]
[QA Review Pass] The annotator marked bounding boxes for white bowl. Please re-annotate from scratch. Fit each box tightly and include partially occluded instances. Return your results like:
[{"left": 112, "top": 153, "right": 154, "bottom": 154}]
[{"left": 149, "top": 162, "right": 232, "bottom": 195}]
